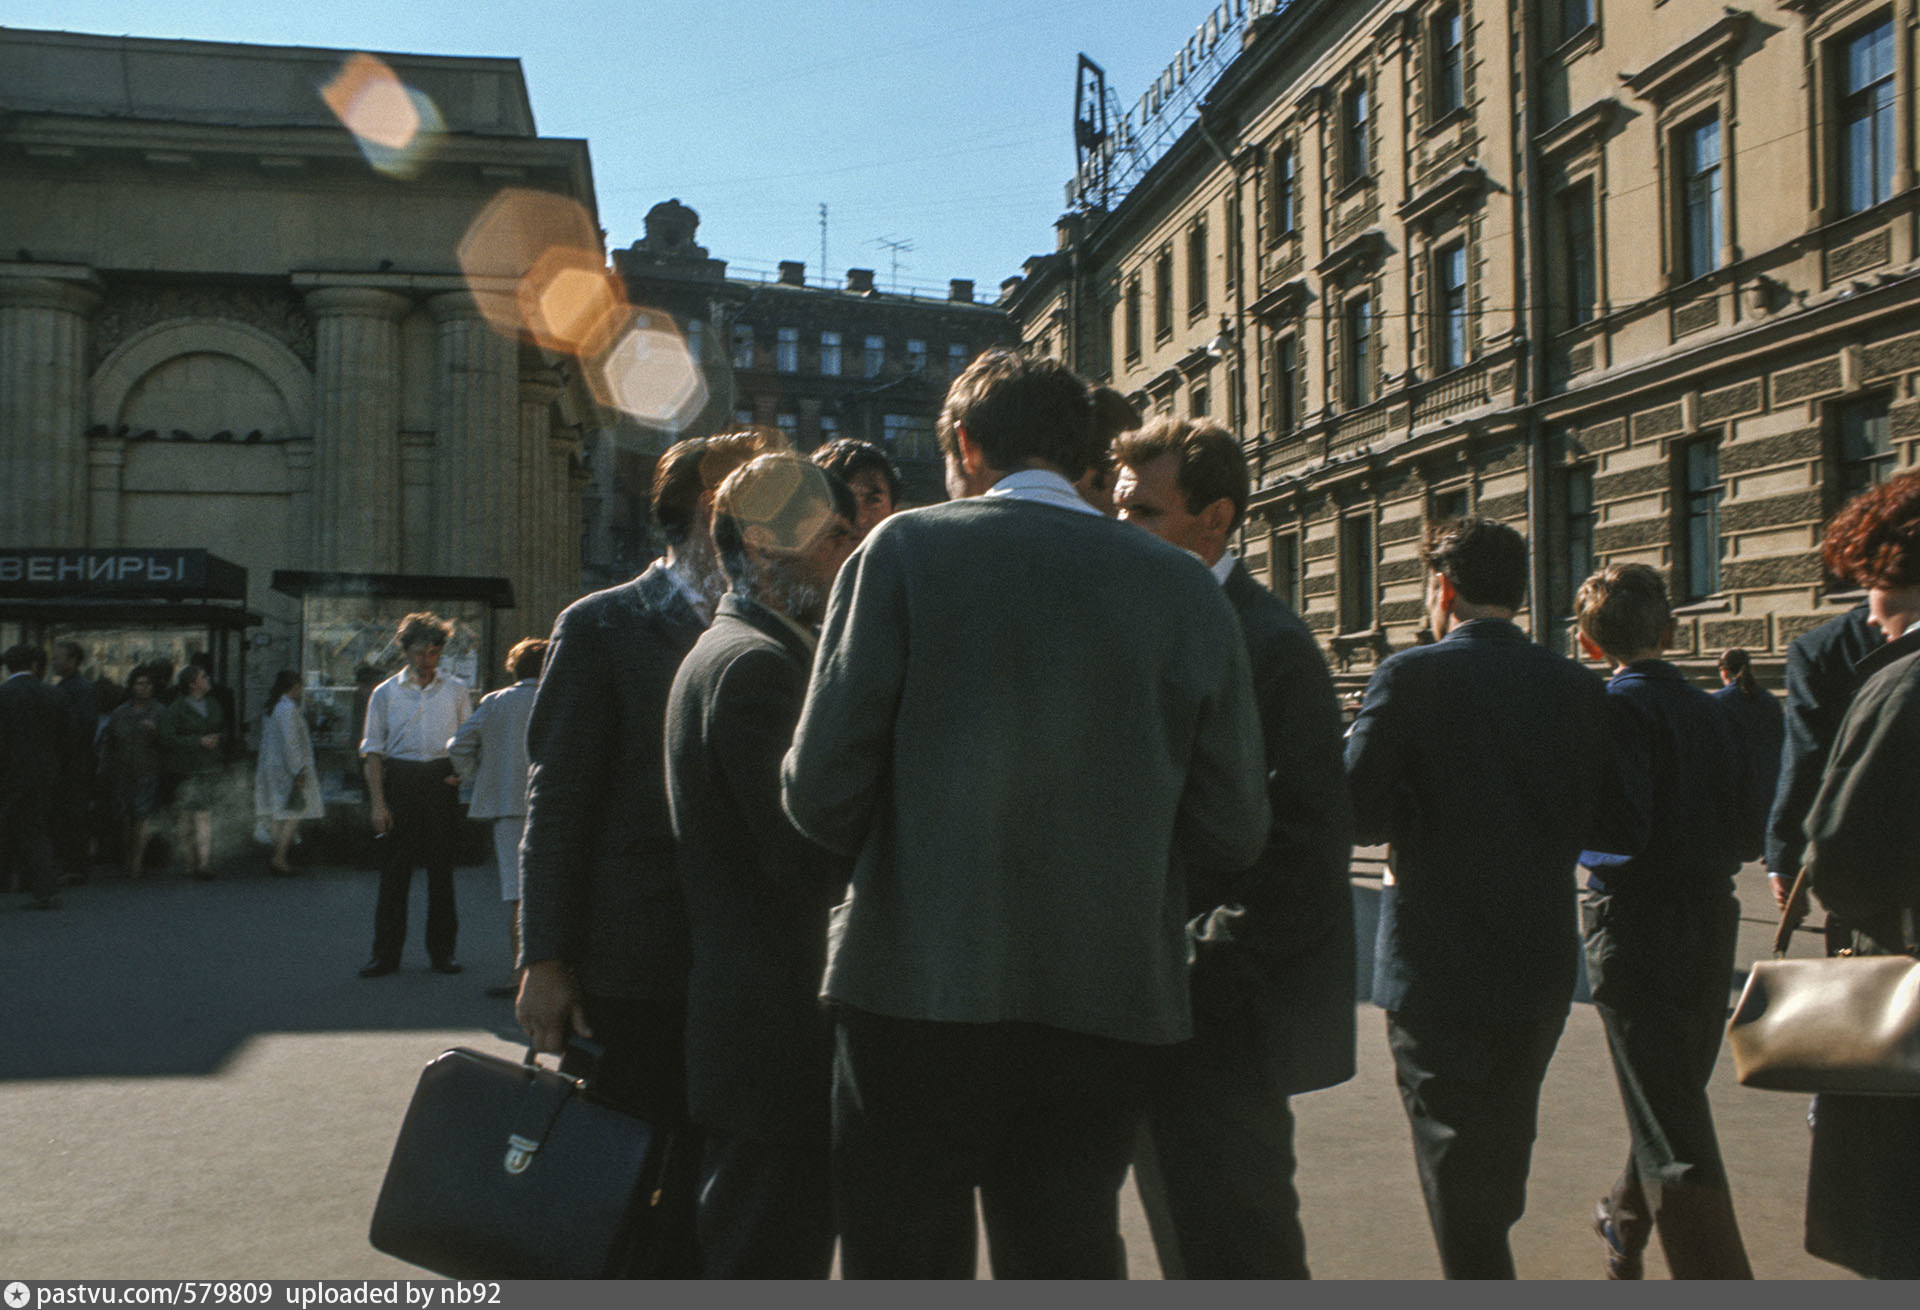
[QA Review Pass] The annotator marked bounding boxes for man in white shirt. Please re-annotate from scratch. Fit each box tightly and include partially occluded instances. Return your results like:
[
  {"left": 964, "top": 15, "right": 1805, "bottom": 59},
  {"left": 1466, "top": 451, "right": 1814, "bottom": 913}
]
[{"left": 358, "top": 611, "right": 471, "bottom": 978}]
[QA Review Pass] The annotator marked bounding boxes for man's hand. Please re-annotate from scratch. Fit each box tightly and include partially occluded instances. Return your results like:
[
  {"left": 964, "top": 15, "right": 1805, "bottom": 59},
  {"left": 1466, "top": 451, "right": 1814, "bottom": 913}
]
[
  {"left": 199, "top": 733, "right": 219, "bottom": 750},
  {"left": 1768, "top": 871, "right": 1791, "bottom": 912},
  {"left": 370, "top": 801, "right": 392, "bottom": 834},
  {"left": 516, "top": 959, "right": 591, "bottom": 1054}
]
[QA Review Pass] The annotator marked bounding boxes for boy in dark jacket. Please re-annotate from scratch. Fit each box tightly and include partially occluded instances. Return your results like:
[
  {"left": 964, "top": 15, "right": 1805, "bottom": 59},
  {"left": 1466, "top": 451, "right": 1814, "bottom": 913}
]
[{"left": 1576, "top": 563, "right": 1756, "bottom": 1280}]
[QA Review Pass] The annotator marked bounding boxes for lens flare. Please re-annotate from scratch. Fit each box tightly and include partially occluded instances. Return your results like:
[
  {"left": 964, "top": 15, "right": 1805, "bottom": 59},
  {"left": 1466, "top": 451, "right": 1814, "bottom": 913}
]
[
  {"left": 589, "top": 310, "right": 709, "bottom": 433},
  {"left": 458, "top": 188, "right": 606, "bottom": 343},
  {"left": 319, "top": 53, "right": 444, "bottom": 178}
]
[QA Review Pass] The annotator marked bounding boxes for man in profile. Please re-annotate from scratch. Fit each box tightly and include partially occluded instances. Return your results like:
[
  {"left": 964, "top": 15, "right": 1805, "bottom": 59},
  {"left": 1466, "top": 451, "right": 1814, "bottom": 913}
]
[
  {"left": 665, "top": 454, "right": 858, "bottom": 1278},
  {"left": 1112, "top": 417, "right": 1354, "bottom": 1278},
  {"left": 810, "top": 437, "right": 901, "bottom": 540},
  {"left": 781, "top": 350, "right": 1270, "bottom": 1278},
  {"left": 516, "top": 427, "right": 781, "bottom": 1276},
  {"left": 1344, "top": 517, "right": 1609, "bottom": 1279}
]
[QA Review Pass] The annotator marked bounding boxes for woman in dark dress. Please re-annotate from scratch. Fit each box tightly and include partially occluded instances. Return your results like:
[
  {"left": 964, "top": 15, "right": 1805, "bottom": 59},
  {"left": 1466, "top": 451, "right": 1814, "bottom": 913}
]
[{"left": 1799, "top": 471, "right": 1920, "bottom": 1280}]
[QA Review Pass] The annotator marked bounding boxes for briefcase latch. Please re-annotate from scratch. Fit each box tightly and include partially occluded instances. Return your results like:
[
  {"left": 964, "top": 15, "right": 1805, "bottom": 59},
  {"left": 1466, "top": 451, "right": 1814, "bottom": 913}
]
[{"left": 504, "top": 1133, "right": 540, "bottom": 1175}]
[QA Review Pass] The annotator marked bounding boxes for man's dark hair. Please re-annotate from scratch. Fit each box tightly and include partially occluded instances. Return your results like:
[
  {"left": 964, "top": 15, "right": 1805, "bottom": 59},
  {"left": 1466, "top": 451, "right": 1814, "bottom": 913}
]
[
  {"left": 2, "top": 643, "right": 41, "bottom": 674},
  {"left": 1422, "top": 516, "right": 1529, "bottom": 611},
  {"left": 937, "top": 349, "right": 1097, "bottom": 480},
  {"left": 1112, "top": 417, "right": 1250, "bottom": 532},
  {"left": 1576, "top": 563, "right": 1671, "bottom": 659},
  {"left": 1091, "top": 386, "right": 1142, "bottom": 440},
  {"left": 55, "top": 640, "right": 84, "bottom": 668},
  {"left": 506, "top": 637, "right": 551, "bottom": 680},
  {"left": 812, "top": 437, "right": 902, "bottom": 504},
  {"left": 396, "top": 611, "right": 453, "bottom": 649},
  {"left": 651, "top": 428, "right": 788, "bottom": 546}
]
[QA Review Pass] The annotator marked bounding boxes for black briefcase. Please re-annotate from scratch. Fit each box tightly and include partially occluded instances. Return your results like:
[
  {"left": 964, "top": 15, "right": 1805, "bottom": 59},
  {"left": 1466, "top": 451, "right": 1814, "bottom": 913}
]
[{"left": 369, "top": 1044, "right": 665, "bottom": 1279}]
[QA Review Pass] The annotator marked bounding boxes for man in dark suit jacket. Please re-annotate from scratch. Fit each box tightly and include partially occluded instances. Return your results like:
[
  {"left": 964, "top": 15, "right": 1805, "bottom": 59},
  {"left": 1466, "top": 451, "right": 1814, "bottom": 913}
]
[
  {"left": 665, "top": 454, "right": 857, "bottom": 1278},
  {"left": 1765, "top": 603, "right": 1880, "bottom": 914},
  {"left": 516, "top": 427, "right": 780, "bottom": 1277},
  {"left": 1345, "top": 517, "right": 1609, "bottom": 1279},
  {"left": 1112, "top": 418, "right": 1354, "bottom": 1279},
  {"left": 781, "top": 350, "right": 1270, "bottom": 1279},
  {"left": 1, "top": 644, "right": 64, "bottom": 909}
]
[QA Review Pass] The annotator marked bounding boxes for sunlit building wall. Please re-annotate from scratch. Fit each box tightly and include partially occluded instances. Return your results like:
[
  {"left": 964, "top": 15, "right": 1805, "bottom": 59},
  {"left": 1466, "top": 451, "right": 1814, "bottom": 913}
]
[{"left": 1009, "top": 0, "right": 1920, "bottom": 684}]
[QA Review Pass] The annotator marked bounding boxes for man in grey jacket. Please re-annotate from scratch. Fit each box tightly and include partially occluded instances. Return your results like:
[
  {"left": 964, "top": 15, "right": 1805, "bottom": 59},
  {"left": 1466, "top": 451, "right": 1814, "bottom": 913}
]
[{"left": 781, "top": 350, "right": 1270, "bottom": 1279}]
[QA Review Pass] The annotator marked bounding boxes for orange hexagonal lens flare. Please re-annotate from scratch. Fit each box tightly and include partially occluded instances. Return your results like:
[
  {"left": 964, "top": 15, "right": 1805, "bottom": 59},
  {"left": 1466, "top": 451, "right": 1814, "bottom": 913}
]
[
  {"left": 319, "top": 53, "right": 443, "bottom": 178},
  {"left": 458, "top": 188, "right": 610, "bottom": 346}
]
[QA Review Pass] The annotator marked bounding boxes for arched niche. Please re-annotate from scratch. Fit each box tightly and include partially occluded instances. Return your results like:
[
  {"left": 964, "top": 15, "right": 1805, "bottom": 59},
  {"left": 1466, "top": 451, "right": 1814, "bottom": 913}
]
[{"left": 91, "top": 319, "right": 313, "bottom": 438}]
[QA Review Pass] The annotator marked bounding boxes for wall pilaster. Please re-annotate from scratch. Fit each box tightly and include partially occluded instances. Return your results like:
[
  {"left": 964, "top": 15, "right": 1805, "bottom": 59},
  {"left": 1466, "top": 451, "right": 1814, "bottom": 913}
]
[
  {"left": 305, "top": 287, "right": 409, "bottom": 571},
  {"left": 0, "top": 277, "right": 99, "bottom": 545}
]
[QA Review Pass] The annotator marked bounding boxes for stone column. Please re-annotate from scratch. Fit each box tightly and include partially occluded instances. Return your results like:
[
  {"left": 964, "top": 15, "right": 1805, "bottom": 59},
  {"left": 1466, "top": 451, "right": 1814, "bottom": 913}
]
[
  {"left": 305, "top": 287, "right": 409, "bottom": 571},
  {"left": 428, "top": 293, "right": 521, "bottom": 593},
  {"left": 87, "top": 440, "right": 126, "bottom": 547},
  {"left": 0, "top": 277, "right": 99, "bottom": 546},
  {"left": 518, "top": 368, "right": 563, "bottom": 635}
]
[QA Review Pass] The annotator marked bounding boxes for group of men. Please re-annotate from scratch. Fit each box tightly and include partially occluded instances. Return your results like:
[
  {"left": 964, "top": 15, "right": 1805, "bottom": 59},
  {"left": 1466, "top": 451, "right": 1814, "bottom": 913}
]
[{"left": 459, "top": 344, "right": 1791, "bottom": 1280}]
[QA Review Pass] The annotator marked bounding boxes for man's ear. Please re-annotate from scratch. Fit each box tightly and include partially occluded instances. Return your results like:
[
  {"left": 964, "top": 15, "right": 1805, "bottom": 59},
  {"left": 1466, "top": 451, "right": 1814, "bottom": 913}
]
[
  {"left": 1199, "top": 497, "right": 1235, "bottom": 543},
  {"left": 955, "top": 424, "right": 989, "bottom": 479},
  {"left": 1576, "top": 630, "right": 1607, "bottom": 663},
  {"left": 1657, "top": 620, "right": 1676, "bottom": 652},
  {"left": 1432, "top": 570, "right": 1459, "bottom": 615}
]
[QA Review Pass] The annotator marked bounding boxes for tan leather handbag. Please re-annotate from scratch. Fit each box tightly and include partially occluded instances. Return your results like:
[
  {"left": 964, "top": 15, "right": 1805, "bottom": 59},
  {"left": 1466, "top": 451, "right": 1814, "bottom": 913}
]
[{"left": 1725, "top": 870, "right": 1920, "bottom": 1096}]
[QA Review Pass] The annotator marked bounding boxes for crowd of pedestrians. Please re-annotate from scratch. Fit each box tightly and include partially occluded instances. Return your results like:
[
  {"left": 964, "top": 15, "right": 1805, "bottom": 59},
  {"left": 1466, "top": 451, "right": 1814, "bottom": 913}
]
[{"left": 7, "top": 345, "right": 1913, "bottom": 1280}]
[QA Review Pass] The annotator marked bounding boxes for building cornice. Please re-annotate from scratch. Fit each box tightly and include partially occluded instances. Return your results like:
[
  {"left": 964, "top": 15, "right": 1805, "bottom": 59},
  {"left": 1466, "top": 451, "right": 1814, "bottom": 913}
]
[{"left": 1619, "top": 9, "right": 1753, "bottom": 105}]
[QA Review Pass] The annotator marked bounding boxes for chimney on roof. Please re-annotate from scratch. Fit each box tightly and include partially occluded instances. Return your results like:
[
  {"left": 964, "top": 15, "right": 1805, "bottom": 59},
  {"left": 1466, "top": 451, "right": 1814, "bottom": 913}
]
[
  {"left": 846, "top": 268, "right": 876, "bottom": 294},
  {"left": 949, "top": 279, "right": 974, "bottom": 304},
  {"left": 999, "top": 276, "right": 1023, "bottom": 303},
  {"left": 778, "top": 260, "right": 806, "bottom": 287}
]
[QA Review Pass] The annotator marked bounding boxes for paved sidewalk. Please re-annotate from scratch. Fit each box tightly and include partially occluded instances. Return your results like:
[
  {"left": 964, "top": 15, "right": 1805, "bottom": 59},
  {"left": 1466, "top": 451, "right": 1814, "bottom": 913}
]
[{"left": 0, "top": 856, "right": 1849, "bottom": 1279}]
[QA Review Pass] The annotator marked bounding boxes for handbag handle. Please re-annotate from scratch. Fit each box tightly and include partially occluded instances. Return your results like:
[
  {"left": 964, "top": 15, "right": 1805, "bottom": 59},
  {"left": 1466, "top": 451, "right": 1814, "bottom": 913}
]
[
  {"left": 1772, "top": 867, "right": 1812, "bottom": 959},
  {"left": 519, "top": 1038, "right": 608, "bottom": 1090}
]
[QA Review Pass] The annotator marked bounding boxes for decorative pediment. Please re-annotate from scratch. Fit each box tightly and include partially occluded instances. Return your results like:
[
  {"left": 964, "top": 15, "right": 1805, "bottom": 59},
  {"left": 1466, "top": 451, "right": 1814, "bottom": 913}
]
[
  {"left": 1397, "top": 165, "right": 1489, "bottom": 234},
  {"left": 1250, "top": 278, "right": 1310, "bottom": 322},
  {"left": 1316, "top": 228, "right": 1386, "bottom": 281},
  {"left": 1176, "top": 345, "right": 1216, "bottom": 378},
  {"left": 1620, "top": 10, "right": 1752, "bottom": 104},
  {"left": 1145, "top": 367, "right": 1183, "bottom": 399},
  {"left": 1535, "top": 98, "right": 1621, "bottom": 162}
]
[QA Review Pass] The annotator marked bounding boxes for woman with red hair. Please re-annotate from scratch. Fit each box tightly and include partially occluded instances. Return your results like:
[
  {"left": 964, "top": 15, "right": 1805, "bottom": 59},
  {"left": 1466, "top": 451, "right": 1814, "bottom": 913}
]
[{"left": 1798, "top": 469, "right": 1920, "bottom": 1279}]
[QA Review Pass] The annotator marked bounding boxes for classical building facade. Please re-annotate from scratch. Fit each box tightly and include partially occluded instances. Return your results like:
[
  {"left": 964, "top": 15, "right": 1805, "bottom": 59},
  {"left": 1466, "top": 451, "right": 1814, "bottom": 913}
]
[
  {"left": 0, "top": 27, "right": 602, "bottom": 734},
  {"left": 1009, "top": 0, "right": 1920, "bottom": 682},
  {"left": 586, "top": 200, "right": 1018, "bottom": 583}
]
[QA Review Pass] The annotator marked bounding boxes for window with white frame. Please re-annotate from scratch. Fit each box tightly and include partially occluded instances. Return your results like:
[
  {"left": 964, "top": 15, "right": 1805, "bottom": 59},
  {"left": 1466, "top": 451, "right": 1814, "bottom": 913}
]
[
  {"left": 1840, "top": 16, "right": 1896, "bottom": 215},
  {"left": 907, "top": 339, "right": 927, "bottom": 372},
  {"left": 1343, "top": 79, "right": 1372, "bottom": 183},
  {"left": 1345, "top": 293, "right": 1374, "bottom": 407},
  {"left": 1434, "top": 241, "right": 1469, "bottom": 372},
  {"left": 820, "top": 330, "right": 842, "bottom": 376},
  {"left": 1679, "top": 114, "right": 1724, "bottom": 281},
  {"left": 1431, "top": 4, "right": 1465, "bottom": 120},
  {"left": 776, "top": 326, "right": 799, "bottom": 373},
  {"left": 864, "top": 335, "right": 885, "bottom": 378},
  {"left": 730, "top": 324, "right": 755, "bottom": 370}
]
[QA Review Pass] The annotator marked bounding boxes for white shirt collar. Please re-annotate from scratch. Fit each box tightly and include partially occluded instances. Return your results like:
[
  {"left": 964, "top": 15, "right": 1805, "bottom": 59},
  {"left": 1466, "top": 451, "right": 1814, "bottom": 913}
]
[
  {"left": 1903, "top": 616, "right": 1920, "bottom": 640},
  {"left": 1209, "top": 549, "right": 1237, "bottom": 587},
  {"left": 983, "top": 468, "right": 1103, "bottom": 516}
]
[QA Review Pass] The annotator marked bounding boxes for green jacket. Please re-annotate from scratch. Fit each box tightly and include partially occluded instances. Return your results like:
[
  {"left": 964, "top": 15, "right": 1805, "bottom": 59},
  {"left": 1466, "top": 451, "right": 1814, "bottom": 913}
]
[{"left": 159, "top": 693, "right": 228, "bottom": 777}]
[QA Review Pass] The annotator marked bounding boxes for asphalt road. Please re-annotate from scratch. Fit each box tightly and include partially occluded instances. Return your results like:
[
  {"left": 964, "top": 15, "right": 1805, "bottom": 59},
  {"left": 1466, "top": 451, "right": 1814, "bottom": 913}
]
[{"left": 0, "top": 852, "right": 1851, "bottom": 1279}]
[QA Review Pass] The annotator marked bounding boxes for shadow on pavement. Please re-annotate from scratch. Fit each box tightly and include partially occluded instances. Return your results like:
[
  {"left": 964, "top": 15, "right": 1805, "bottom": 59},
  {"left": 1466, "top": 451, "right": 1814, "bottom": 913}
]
[{"left": 2, "top": 862, "right": 523, "bottom": 1081}]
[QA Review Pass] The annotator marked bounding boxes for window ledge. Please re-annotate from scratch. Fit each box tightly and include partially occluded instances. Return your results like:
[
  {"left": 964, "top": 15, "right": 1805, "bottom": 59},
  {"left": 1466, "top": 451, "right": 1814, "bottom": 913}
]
[
  {"left": 1335, "top": 175, "right": 1376, "bottom": 201},
  {"left": 1550, "top": 23, "right": 1601, "bottom": 66},
  {"left": 1421, "top": 105, "right": 1473, "bottom": 139},
  {"left": 1821, "top": 588, "right": 1869, "bottom": 606},
  {"left": 1672, "top": 596, "right": 1732, "bottom": 616}
]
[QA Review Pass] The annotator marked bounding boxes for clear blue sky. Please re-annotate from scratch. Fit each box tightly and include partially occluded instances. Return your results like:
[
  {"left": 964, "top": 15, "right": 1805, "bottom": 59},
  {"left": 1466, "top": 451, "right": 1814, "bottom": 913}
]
[{"left": 6, "top": 0, "right": 1229, "bottom": 295}]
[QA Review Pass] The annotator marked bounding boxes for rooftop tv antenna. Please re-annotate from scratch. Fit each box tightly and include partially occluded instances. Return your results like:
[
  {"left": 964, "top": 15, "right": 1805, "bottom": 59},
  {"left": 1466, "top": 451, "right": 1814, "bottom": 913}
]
[
  {"left": 819, "top": 202, "right": 828, "bottom": 287},
  {"left": 871, "top": 234, "right": 914, "bottom": 292}
]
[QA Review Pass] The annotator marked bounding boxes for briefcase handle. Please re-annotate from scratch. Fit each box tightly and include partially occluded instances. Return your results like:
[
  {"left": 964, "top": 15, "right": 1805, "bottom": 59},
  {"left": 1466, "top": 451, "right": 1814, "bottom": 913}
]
[
  {"left": 519, "top": 1038, "right": 609, "bottom": 1091},
  {"left": 1772, "top": 868, "right": 1812, "bottom": 959}
]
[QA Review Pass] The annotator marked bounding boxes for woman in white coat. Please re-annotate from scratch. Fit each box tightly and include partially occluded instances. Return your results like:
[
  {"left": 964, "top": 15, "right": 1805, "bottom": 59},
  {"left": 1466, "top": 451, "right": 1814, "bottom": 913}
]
[
  {"left": 255, "top": 670, "right": 323, "bottom": 875},
  {"left": 448, "top": 637, "right": 548, "bottom": 997}
]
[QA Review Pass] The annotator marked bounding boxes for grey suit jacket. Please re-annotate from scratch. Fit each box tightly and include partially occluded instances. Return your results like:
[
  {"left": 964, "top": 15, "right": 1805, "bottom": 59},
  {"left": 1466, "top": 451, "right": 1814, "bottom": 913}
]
[
  {"left": 519, "top": 561, "right": 708, "bottom": 999},
  {"left": 666, "top": 594, "right": 849, "bottom": 1143},
  {"left": 781, "top": 495, "right": 1270, "bottom": 1047},
  {"left": 1193, "top": 559, "right": 1356, "bottom": 1095}
]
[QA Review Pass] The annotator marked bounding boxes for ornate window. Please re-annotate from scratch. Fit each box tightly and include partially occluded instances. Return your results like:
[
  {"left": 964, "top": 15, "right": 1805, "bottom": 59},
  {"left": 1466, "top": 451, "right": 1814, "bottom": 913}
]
[{"left": 1839, "top": 16, "right": 1896, "bottom": 215}]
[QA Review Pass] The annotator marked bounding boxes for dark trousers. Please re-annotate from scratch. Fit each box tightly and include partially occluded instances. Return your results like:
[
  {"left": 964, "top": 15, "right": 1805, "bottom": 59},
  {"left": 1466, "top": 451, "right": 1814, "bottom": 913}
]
[
  {"left": 1583, "top": 889, "right": 1752, "bottom": 1279},
  {"left": 566, "top": 994, "right": 703, "bottom": 1279},
  {"left": 369, "top": 759, "right": 459, "bottom": 965},
  {"left": 831, "top": 1007, "right": 1155, "bottom": 1280},
  {"left": 54, "top": 774, "right": 91, "bottom": 877},
  {"left": 1, "top": 787, "right": 57, "bottom": 903},
  {"left": 1135, "top": 1025, "right": 1307, "bottom": 1278},
  {"left": 696, "top": 1129, "right": 834, "bottom": 1279},
  {"left": 1387, "top": 1008, "right": 1566, "bottom": 1279}
]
